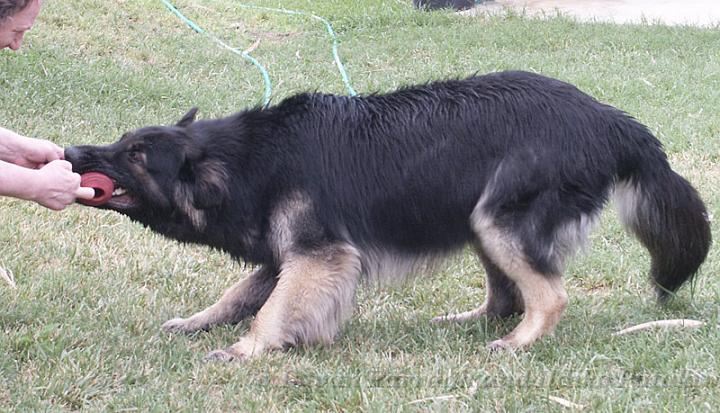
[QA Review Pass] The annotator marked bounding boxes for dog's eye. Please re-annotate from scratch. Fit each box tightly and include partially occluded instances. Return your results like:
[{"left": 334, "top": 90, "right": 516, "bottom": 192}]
[{"left": 127, "top": 149, "right": 143, "bottom": 163}]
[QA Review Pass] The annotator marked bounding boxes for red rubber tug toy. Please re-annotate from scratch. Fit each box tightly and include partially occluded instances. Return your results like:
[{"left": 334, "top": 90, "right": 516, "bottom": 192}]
[{"left": 79, "top": 172, "right": 114, "bottom": 206}]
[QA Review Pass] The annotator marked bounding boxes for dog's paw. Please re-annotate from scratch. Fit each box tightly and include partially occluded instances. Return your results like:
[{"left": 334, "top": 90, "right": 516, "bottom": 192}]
[
  {"left": 431, "top": 306, "right": 488, "bottom": 324},
  {"left": 430, "top": 314, "right": 451, "bottom": 323},
  {"left": 203, "top": 348, "right": 246, "bottom": 363},
  {"left": 487, "top": 339, "right": 514, "bottom": 352},
  {"left": 162, "top": 317, "right": 200, "bottom": 333},
  {"left": 430, "top": 313, "right": 477, "bottom": 323}
]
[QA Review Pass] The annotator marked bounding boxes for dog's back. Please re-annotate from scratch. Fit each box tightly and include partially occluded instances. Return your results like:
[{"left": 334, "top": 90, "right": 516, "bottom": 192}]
[{"left": 249, "top": 72, "right": 700, "bottom": 276}]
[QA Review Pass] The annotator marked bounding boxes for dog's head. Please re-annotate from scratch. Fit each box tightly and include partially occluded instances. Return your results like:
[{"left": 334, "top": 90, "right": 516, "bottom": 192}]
[{"left": 65, "top": 108, "right": 229, "bottom": 229}]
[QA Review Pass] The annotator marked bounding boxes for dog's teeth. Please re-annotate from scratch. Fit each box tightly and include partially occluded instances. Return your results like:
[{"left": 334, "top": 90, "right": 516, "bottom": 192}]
[{"left": 112, "top": 188, "right": 127, "bottom": 196}]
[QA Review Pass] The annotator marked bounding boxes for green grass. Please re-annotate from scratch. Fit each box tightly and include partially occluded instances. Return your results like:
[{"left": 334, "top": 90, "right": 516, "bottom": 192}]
[{"left": 1, "top": 0, "right": 719, "bottom": 410}]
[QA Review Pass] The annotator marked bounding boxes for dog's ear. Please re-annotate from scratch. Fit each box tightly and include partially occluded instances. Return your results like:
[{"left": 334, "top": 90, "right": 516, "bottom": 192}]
[
  {"left": 176, "top": 107, "right": 199, "bottom": 128},
  {"left": 179, "top": 147, "right": 229, "bottom": 209}
]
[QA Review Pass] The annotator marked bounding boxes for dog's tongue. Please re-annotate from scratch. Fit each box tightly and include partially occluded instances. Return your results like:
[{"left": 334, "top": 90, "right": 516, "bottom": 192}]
[{"left": 79, "top": 172, "right": 114, "bottom": 206}]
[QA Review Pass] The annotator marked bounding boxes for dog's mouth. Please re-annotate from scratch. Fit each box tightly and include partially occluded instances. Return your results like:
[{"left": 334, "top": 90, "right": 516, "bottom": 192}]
[
  {"left": 107, "top": 184, "right": 138, "bottom": 209},
  {"left": 78, "top": 172, "right": 140, "bottom": 210}
]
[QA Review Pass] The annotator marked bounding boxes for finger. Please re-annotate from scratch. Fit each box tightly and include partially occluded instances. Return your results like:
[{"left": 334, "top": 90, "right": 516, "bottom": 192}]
[
  {"left": 47, "top": 143, "right": 64, "bottom": 161},
  {"left": 75, "top": 186, "right": 97, "bottom": 200},
  {"left": 51, "top": 159, "right": 73, "bottom": 170}
]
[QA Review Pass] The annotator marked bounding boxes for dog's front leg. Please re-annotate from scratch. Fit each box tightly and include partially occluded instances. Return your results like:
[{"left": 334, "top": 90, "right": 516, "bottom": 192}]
[
  {"left": 204, "top": 244, "right": 361, "bottom": 361},
  {"left": 162, "top": 265, "right": 279, "bottom": 333}
]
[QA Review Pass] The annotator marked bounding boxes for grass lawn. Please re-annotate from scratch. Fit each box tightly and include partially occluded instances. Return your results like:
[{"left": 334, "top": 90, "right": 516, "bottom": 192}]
[{"left": 1, "top": 0, "right": 718, "bottom": 410}]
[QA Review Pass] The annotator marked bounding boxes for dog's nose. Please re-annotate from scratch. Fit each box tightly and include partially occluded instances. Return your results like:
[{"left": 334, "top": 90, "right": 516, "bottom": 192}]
[{"left": 64, "top": 146, "right": 81, "bottom": 164}]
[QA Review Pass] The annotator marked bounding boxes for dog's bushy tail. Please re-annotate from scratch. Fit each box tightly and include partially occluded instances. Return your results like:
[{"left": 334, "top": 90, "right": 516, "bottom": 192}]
[{"left": 614, "top": 138, "right": 711, "bottom": 300}]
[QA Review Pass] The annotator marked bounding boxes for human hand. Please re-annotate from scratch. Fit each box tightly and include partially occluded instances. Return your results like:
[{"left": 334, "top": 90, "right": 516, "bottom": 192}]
[
  {"left": 29, "top": 160, "right": 96, "bottom": 210},
  {"left": 0, "top": 127, "right": 64, "bottom": 168}
]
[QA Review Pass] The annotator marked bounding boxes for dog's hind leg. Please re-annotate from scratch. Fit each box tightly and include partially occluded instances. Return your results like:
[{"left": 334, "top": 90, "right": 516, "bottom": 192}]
[
  {"left": 204, "top": 243, "right": 362, "bottom": 361},
  {"left": 162, "top": 265, "right": 279, "bottom": 333},
  {"left": 472, "top": 208, "right": 569, "bottom": 350},
  {"left": 431, "top": 245, "right": 524, "bottom": 323}
]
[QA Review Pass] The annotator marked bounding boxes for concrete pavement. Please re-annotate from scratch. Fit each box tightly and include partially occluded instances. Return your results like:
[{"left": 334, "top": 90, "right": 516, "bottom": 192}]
[{"left": 462, "top": 0, "right": 720, "bottom": 27}]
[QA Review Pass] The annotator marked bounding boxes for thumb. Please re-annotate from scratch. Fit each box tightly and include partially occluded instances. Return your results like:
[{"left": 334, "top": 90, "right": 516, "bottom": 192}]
[{"left": 75, "top": 186, "right": 97, "bottom": 200}]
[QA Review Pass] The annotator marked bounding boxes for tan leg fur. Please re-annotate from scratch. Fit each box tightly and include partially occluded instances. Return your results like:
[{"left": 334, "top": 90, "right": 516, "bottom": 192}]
[{"left": 204, "top": 244, "right": 362, "bottom": 361}]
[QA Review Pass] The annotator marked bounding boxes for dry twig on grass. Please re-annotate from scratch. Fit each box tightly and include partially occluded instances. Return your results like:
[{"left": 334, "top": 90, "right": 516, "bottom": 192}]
[
  {"left": 408, "top": 395, "right": 457, "bottom": 405},
  {"left": 549, "top": 395, "right": 585, "bottom": 410},
  {"left": 244, "top": 38, "right": 262, "bottom": 54},
  {"left": 613, "top": 319, "right": 705, "bottom": 336},
  {"left": 0, "top": 266, "right": 16, "bottom": 289}
]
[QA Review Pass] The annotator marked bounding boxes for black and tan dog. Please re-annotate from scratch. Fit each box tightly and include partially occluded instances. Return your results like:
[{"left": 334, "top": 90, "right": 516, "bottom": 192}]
[{"left": 65, "top": 71, "right": 711, "bottom": 361}]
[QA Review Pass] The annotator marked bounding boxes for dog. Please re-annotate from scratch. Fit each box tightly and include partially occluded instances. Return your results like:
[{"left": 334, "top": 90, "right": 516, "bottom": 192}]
[{"left": 65, "top": 71, "right": 711, "bottom": 361}]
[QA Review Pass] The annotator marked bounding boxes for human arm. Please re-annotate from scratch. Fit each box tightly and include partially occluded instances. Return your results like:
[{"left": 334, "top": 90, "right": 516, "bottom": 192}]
[
  {"left": 1, "top": 125, "right": 94, "bottom": 209},
  {"left": 0, "top": 125, "right": 64, "bottom": 167},
  {"left": 0, "top": 159, "right": 95, "bottom": 210}
]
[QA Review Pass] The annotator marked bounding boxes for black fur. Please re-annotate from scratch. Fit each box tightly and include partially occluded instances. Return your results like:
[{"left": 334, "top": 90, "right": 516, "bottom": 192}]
[{"left": 66, "top": 70, "right": 711, "bottom": 301}]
